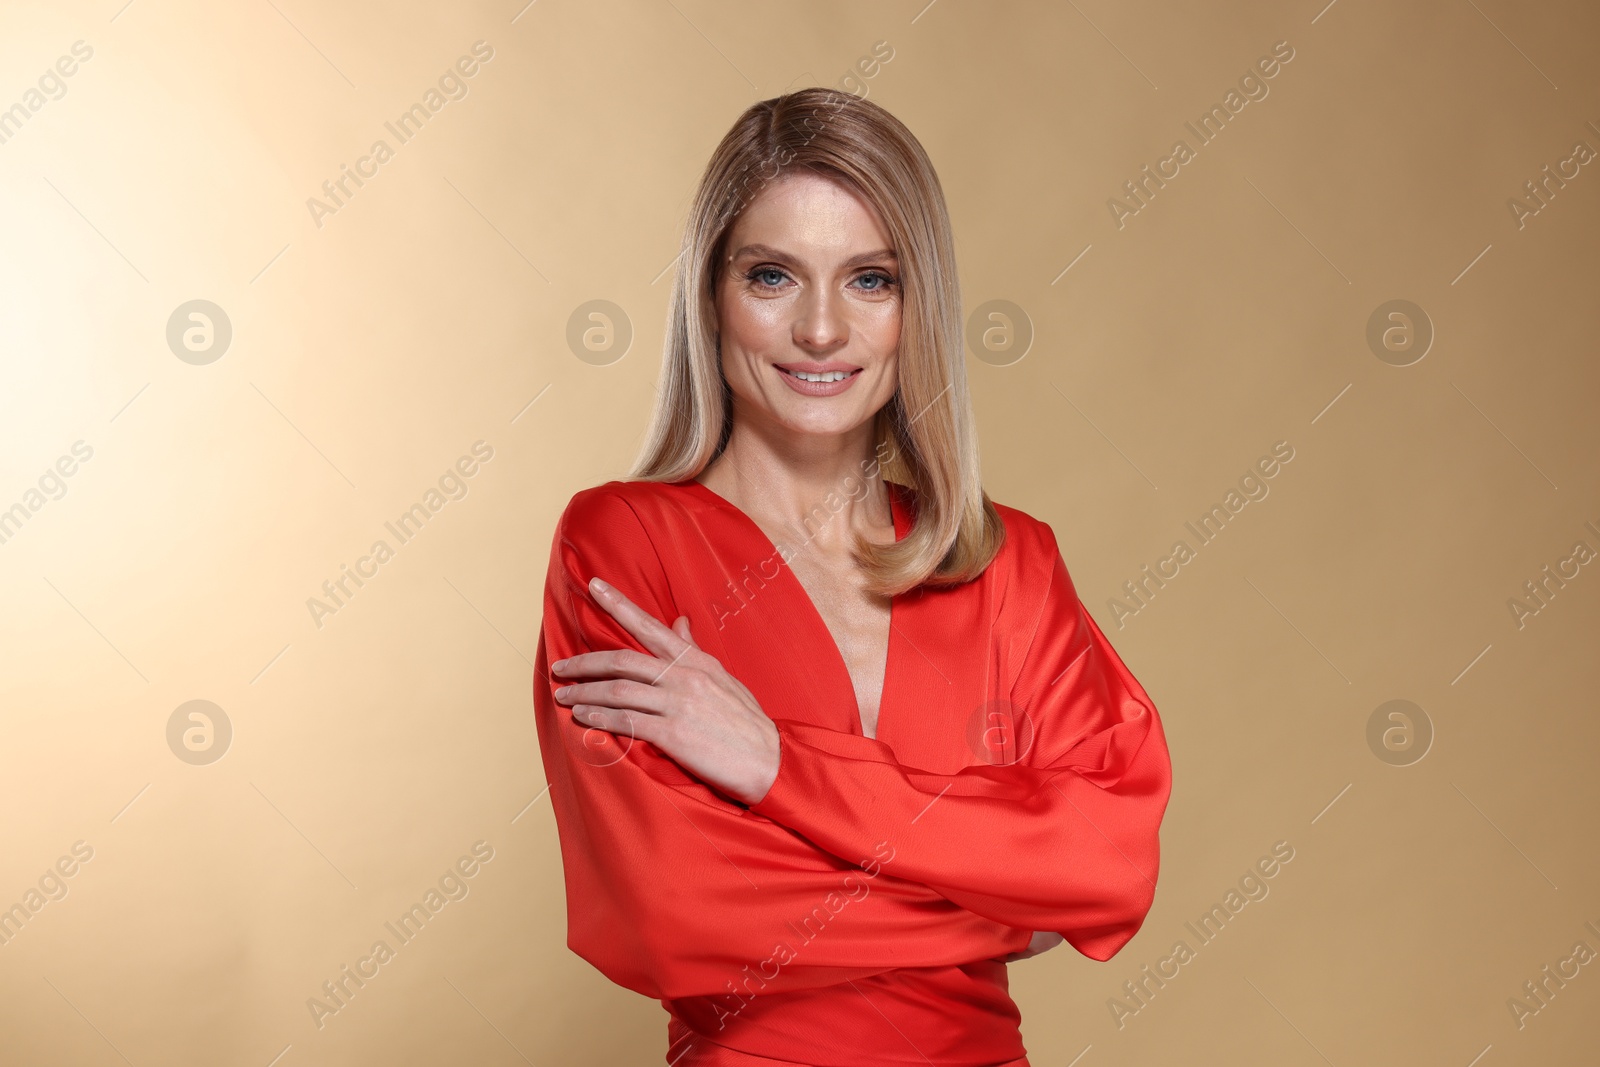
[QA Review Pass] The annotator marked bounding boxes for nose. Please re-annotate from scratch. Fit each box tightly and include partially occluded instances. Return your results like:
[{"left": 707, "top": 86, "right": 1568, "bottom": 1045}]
[{"left": 792, "top": 286, "right": 847, "bottom": 353}]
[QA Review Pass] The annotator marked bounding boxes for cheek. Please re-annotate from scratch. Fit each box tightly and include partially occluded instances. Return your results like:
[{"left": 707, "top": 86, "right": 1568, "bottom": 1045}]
[
  {"left": 859, "top": 303, "right": 902, "bottom": 358},
  {"left": 721, "top": 292, "right": 787, "bottom": 352}
]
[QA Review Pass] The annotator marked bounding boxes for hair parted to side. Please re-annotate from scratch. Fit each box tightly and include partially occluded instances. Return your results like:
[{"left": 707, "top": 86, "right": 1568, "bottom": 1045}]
[{"left": 628, "top": 87, "right": 1005, "bottom": 597}]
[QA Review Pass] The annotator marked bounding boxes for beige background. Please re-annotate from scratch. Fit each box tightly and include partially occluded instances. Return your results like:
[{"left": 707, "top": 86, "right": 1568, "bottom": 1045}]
[{"left": 1, "top": 0, "right": 1596, "bottom": 1063}]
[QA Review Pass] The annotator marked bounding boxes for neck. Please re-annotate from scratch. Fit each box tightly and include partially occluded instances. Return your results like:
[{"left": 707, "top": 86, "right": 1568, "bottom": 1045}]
[{"left": 698, "top": 414, "right": 893, "bottom": 548}]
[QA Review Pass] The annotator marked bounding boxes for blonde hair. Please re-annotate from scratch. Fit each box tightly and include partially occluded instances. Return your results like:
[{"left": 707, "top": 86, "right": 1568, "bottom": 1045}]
[{"left": 629, "top": 87, "right": 1004, "bottom": 596}]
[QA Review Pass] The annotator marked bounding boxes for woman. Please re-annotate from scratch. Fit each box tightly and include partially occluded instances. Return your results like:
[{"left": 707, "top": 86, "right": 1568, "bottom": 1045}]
[{"left": 533, "top": 88, "right": 1172, "bottom": 1067}]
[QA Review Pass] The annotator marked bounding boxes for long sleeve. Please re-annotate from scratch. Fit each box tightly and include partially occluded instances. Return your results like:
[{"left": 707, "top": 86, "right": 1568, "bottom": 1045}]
[
  {"left": 532, "top": 487, "right": 1031, "bottom": 1001},
  {"left": 747, "top": 520, "right": 1173, "bottom": 962}
]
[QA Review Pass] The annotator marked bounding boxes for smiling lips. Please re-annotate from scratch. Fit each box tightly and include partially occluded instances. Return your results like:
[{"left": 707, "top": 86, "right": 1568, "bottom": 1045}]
[{"left": 773, "top": 360, "right": 863, "bottom": 397}]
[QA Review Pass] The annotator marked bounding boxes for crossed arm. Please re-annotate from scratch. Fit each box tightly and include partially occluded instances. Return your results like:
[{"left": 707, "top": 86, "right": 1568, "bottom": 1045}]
[{"left": 532, "top": 491, "right": 1171, "bottom": 1000}]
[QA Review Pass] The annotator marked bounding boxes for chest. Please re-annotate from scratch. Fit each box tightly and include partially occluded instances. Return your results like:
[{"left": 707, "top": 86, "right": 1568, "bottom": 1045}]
[
  {"left": 671, "top": 483, "right": 1008, "bottom": 767},
  {"left": 784, "top": 547, "right": 892, "bottom": 739}
]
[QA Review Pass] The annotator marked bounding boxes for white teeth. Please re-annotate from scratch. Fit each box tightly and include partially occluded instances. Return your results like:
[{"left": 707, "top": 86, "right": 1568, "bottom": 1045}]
[{"left": 786, "top": 369, "right": 851, "bottom": 382}]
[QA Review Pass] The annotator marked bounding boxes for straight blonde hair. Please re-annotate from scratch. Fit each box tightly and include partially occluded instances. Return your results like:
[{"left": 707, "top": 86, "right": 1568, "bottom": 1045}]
[{"left": 629, "top": 87, "right": 1004, "bottom": 597}]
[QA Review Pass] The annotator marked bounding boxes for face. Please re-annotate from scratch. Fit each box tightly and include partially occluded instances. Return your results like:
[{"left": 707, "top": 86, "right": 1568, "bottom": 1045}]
[{"left": 713, "top": 170, "right": 901, "bottom": 445}]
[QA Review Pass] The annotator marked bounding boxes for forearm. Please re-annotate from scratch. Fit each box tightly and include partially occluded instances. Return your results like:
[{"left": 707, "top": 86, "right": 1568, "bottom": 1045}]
[
  {"left": 748, "top": 684, "right": 1170, "bottom": 959},
  {"left": 537, "top": 661, "right": 1027, "bottom": 999}
]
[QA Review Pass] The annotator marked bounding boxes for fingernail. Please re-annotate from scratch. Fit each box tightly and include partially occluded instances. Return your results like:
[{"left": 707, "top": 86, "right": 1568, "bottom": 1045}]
[
  {"left": 590, "top": 577, "right": 611, "bottom": 595},
  {"left": 551, "top": 659, "right": 568, "bottom": 672},
  {"left": 555, "top": 686, "right": 572, "bottom": 698}
]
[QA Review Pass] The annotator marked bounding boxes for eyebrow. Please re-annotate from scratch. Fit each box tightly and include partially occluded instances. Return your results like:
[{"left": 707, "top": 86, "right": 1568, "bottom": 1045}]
[{"left": 728, "top": 243, "right": 897, "bottom": 269}]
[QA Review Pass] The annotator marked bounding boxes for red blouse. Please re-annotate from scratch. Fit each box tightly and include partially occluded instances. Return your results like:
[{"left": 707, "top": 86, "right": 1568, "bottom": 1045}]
[{"left": 533, "top": 478, "right": 1172, "bottom": 1067}]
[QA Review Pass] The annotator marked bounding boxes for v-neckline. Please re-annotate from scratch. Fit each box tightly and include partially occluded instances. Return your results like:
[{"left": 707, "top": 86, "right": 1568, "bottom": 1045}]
[{"left": 674, "top": 475, "right": 910, "bottom": 740}]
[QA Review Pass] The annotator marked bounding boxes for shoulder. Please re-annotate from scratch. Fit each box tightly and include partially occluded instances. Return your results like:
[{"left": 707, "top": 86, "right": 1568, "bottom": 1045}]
[
  {"left": 891, "top": 482, "right": 1056, "bottom": 555},
  {"left": 987, "top": 496, "right": 1064, "bottom": 571},
  {"left": 890, "top": 482, "right": 1064, "bottom": 589},
  {"left": 555, "top": 478, "right": 713, "bottom": 551},
  {"left": 547, "top": 481, "right": 684, "bottom": 598},
  {"left": 544, "top": 483, "right": 687, "bottom": 620},
  {"left": 556, "top": 479, "right": 677, "bottom": 540},
  {"left": 972, "top": 499, "right": 1088, "bottom": 652},
  {"left": 558, "top": 479, "right": 649, "bottom": 527},
  {"left": 978, "top": 496, "right": 1077, "bottom": 632}
]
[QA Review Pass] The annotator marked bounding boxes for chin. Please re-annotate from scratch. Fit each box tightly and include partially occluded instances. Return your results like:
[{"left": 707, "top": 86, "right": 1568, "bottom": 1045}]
[
  {"left": 769, "top": 407, "right": 873, "bottom": 438},
  {"left": 780, "top": 416, "right": 861, "bottom": 437}
]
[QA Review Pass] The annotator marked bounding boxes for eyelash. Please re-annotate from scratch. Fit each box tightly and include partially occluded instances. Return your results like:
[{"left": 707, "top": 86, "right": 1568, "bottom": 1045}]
[{"left": 744, "top": 266, "right": 898, "bottom": 293}]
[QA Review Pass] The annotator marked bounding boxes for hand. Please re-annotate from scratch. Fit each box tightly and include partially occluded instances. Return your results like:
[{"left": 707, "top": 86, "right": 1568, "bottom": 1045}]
[
  {"left": 995, "top": 930, "right": 1065, "bottom": 963},
  {"left": 549, "top": 577, "right": 781, "bottom": 806}
]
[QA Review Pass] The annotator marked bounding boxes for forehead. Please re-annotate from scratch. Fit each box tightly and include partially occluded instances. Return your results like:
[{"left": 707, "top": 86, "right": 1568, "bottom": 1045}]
[{"left": 727, "top": 171, "right": 893, "bottom": 258}]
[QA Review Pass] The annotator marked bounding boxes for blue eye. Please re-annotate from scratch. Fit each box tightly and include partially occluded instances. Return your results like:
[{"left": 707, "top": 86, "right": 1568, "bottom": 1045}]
[{"left": 744, "top": 267, "right": 897, "bottom": 291}]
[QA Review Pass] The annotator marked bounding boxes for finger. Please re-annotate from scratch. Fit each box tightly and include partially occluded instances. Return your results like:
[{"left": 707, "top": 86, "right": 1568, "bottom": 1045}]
[
  {"left": 588, "top": 578, "right": 692, "bottom": 662},
  {"left": 552, "top": 648, "right": 668, "bottom": 682},
  {"left": 571, "top": 704, "right": 654, "bottom": 744},
  {"left": 672, "top": 616, "right": 694, "bottom": 643},
  {"left": 555, "top": 679, "right": 670, "bottom": 717}
]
